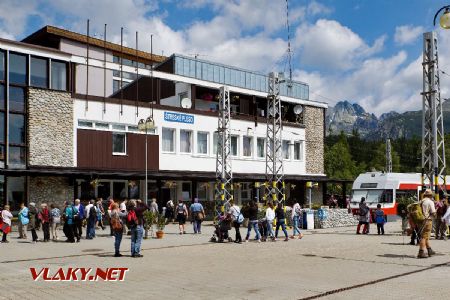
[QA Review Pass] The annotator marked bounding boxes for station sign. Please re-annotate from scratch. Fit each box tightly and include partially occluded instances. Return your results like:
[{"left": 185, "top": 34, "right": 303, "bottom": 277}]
[{"left": 164, "top": 112, "right": 194, "bottom": 124}]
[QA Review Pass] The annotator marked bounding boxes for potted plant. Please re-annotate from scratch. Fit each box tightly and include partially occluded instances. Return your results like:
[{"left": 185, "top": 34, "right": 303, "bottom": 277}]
[
  {"left": 143, "top": 210, "right": 157, "bottom": 239},
  {"left": 156, "top": 214, "right": 166, "bottom": 239}
]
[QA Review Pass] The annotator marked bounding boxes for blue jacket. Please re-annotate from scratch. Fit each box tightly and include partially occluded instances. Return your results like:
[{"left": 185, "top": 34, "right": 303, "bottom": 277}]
[{"left": 76, "top": 204, "right": 85, "bottom": 219}]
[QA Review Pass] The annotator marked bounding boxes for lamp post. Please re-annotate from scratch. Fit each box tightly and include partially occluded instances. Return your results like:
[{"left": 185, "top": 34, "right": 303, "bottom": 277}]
[
  {"left": 138, "top": 116, "right": 155, "bottom": 204},
  {"left": 433, "top": 5, "right": 450, "bottom": 28}
]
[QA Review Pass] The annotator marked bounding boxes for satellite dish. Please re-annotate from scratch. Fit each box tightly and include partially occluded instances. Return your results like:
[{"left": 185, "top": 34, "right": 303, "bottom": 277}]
[
  {"left": 181, "top": 98, "right": 192, "bottom": 109},
  {"left": 293, "top": 105, "right": 303, "bottom": 115}
]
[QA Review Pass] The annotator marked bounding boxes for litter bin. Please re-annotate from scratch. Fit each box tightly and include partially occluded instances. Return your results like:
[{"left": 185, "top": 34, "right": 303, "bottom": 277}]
[
  {"left": 302, "top": 211, "right": 308, "bottom": 229},
  {"left": 306, "top": 210, "right": 314, "bottom": 230}
]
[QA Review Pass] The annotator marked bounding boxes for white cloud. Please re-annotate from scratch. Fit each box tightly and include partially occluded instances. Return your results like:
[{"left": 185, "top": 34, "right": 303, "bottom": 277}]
[
  {"left": 0, "top": 0, "right": 39, "bottom": 38},
  {"left": 394, "top": 25, "right": 424, "bottom": 45},
  {"left": 295, "top": 19, "right": 385, "bottom": 71}
]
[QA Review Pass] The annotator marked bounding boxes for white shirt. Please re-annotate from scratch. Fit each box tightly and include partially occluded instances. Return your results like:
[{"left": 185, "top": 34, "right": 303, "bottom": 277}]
[
  {"left": 120, "top": 202, "right": 127, "bottom": 212},
  {"left": 442, "top": 206, "right": 450, "bottom": 225},
  {"left": 228, "top": 205, "right": 241, "bottom": 220},
  {"left": 265, "top": 207, "right": 275, "bottom": 221},
  {"left": 1, "top": 210, "right": 13, "bottom": 226},
  {"left": 85, "top": 203, "right": 93, "bottom": 218}
]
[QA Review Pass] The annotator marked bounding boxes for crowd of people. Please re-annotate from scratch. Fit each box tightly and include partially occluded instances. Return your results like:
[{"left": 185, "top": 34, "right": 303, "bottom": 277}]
[{"left": 356, "top": 188, "right": 450, "bottom": 259}]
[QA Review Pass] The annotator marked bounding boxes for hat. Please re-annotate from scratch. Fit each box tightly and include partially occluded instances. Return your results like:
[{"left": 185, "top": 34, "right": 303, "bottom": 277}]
[
  {"left": 424, "top": 189, "right": 433, "bottom": 197},
  {"left": 29, "top": 202, "right": 36, "bottom": 207}
]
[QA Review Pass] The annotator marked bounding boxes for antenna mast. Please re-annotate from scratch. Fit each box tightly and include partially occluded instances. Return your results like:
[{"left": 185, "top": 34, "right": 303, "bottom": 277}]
[{"left": 386, "top": 138, "right": 392, "bottom": 173}]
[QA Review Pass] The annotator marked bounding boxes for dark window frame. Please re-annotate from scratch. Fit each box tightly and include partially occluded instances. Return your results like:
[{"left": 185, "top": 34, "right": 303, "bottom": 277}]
[
  {"left": 30, "top": 55, "right": 49, "bottom": 89},
  {"left": 50, "top": 59, "right": 69, "bottom": 91}
]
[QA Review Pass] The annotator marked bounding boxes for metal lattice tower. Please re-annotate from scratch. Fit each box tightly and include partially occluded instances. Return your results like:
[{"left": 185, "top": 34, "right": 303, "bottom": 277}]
[
  {"left": 215, "top": 86, "right": 233, "bottom": 222},
  {"left": 386, "top": 138, "right": 392, "bottom": 173},
  {"left": 421, "top": 31, "right": 446, "bottom": 195},
  {"left": 265, "top": 72, "right": 285, "bottom": 205}
]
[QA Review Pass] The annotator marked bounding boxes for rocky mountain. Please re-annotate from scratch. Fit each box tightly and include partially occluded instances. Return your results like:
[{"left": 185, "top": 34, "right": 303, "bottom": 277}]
[{"left": 326, "top": 100, "right": 450, "bottom": 140}]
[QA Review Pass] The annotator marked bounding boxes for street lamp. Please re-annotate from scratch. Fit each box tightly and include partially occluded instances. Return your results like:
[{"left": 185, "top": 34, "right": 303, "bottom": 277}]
[
  {"left": 433, "top": 5, "right": 450, "bottom": 29},
  {"left": 138, "top": 116, "right": 155, "bottom": 204}
]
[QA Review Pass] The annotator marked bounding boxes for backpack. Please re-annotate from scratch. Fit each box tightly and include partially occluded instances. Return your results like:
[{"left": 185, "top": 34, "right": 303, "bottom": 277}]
[
  {"left": 359, "top": 206, "right": 368, "bottom": 216},
  {"left": 177, "top": 204, "right": 186, "bottom": 215},
  {"left": 407, "top": 202, "right": 425, "bottom": 225},
  {"left": 127, "top": 210, "right": 138, "bottom": 227},
  {"left": 375, "top": 211, "right": 385, "bottom": 224},
  {"left": 111, "top": 214, "right": 123, "bottom": 232},
  {"left": 89, "top": 206, "right": 97, "bottom": 220}
]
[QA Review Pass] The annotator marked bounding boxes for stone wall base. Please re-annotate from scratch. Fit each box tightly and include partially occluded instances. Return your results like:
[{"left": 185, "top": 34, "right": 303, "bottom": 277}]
[{"left": 29, "top": 176, "right": 74, "bottom": 208}]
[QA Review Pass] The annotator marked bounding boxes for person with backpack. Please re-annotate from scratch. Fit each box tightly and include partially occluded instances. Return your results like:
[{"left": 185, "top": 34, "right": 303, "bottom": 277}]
[
  {"left": 128, "top": 200, "right": 147, "bottom": 257},
  {"left": 176, "top": 199, "right": 188, "bottom": 235},
  {"left": 110, "top": 203, "right": 126, "bottom": 257},
  {"left": 85, "top": 199, "right": 97, "bottom": 239},
  {"left": 190, "top": 198, "right": 205, "bottom": 234},
  {"left": 356, "top": 198, "right": 370, "bottom": 234},
  {"left": 29, "top": 202, "right": 39, "bottom": 243},
  {"left": 50, "top": 203, "right": 61, "bottom": 241},
  {"left": 417, "top": 189, "right": 437, "bottom": 259},
  {"left": 228, "top": 200, "right": 243, "bottom": 243},
  {"left": 73, "top": 199, "right": 85, "bottom": 242},
  {"left": 375, "top": 204, "right": 385, "bottom": 235},
  {"left": 18, "top": 203, "right": 29, "bottom": 239},
  {"left": 435, "top": 196, "right": 448, "bottom": 240},
  {"left": 245, "top": 201, "right": 261, "bottom": 242},
  {"left": 291, "top": 199, "right": 303, "bottom": 239},
  {"left": 62, "top": 201, "right": 76, "bottom": 243}
]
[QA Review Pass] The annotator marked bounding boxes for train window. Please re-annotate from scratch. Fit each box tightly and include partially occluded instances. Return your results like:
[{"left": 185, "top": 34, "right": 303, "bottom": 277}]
[
  {"left": 379, "top": 190, "right": 393, "bottom": 203},
  {"left": 360, "top": 183, "right": 377, "bottom": 188}
]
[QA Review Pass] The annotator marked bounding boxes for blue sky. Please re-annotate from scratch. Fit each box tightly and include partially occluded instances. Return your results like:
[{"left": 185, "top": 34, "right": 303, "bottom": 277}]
[{"left": 1, "top": 0, "right": 450, "bottom": 115}]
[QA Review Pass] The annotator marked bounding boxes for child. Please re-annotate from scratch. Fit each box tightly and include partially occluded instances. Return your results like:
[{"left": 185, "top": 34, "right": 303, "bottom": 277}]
[{"left": 375, "top": 204, "right": 385, "bottom": 235}]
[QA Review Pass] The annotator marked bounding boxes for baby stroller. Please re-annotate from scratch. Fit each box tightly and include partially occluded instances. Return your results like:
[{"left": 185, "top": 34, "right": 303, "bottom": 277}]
[{"left": 210, "top": 214, "right": 233, "bottom": 243}]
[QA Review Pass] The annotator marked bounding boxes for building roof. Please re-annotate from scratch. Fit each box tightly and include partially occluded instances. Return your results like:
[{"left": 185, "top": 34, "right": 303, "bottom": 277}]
[
  {"left": 22, "top": 25, "right": 166, "bottom": 64},
  {"left": 0, "top": 35, "right": 70, "bottom": 56}
]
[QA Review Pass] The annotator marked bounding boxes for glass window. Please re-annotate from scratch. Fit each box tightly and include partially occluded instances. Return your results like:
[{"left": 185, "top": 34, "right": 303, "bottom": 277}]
[
  {"left": 51, "top": 61, "right": 67, "bottom": 91},
  {"left": 0, "top": 84, "right": 4, "bottom": 109},
  {"left": 8, "top": 146, "right": 26, "bottom": 168},
  {"left": 112, "top": 132, "right": 126, "bottom": 154},
  {"left": 9, "top": 86, "right": 25, "bottom": 112},
  {"left": 113, "top": 70, "right": 120, "bottom": 77},
  {"left": 197, "top": 182, "right": 210, "bottom": 201},
  {"left": 127, "top": 125, "right": 139, "bottom": 132},
  {"left": 9, "top": 53, "right": 27, "bottom": 85},
  {"left": 257, "top": 137, "right": 265, "bottom": 158},
  {"left": 240, "top": 182, "right": 251, "bottom": 200},
  {"left": 6, "top": 176, "right": 25, "bottom": 211},
  {"left": 282, "top": 140, "right": 290, "bottom": 159},
  {"left": 113, "top": 56, "right": 120, "bottom": 64},
  {"left": 197, "top": 132, "right": 208, "bottom": 154},
  {"left": 95, "top": 122, "right": 109, "bottom": 130},
  {"left": 9, "top": 114, "right": 25, "bottom": 144},
  {"left": 0, "top": 145, "right": 4, "bottom": 168},
  {"left": 213, "top": 132, "right": 218, "bottom": 155},
  {"left": 0, "top": 112, "right": 4, "bottom": 142},
  {"left": 112, "top": 124, "right": 126, "bottom": 131},
  {"left": 162, "top": 128, "right": 175, "bottom": 152},
  {"left": 0, "top": 175, "right": 3, "bottom": 206},
  {"left": 294, "top": 141, "right": 303, "bottom": 160},
  {"left": 231, "top": 135, "right": 238, "bottom": 156},
  {"left": 180, "top": 130, "right": 192, "bottom": 153},
  {"left": 0, "top": 51, "right": 4, "bottom": 80},
  {"left": 113, "top": 80, "right": 121, "bottom": 93},
  {"left": 243, "top": 136, "right": 252, "bottom": 157},
  {"left": 30, "top": 57, "right": 48, "bottom": 88},
  {"left": 78, "top": 120, "right": 93, "bottom": 128}
]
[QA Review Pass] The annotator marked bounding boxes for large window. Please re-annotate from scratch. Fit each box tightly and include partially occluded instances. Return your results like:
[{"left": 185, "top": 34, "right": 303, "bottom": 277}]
[
  {"left": 9, "top": 87, "right": 25, "bottom": 112},
  {"left": 257, "top": 137, "right": 265, "bottom": 158},
  {"left": 197, "top": 132, "right": 208, "bottom": 154},
  {"left": 243, "top": 136, "right": 253, "bottom": 157},
  {"left": 0, "top": 175, "right": 4, "bottom": 206},
  {"left": 282, "top": 140, "right": 290, "bottom": 159},
  {"left": 8, "top": 146, "right": 26, "bottom": 168},
  {"left": 294, "top": 141, "right": 303, "bottom": 160},
  {"left": 0, "top": 112, "right": 4, "bottom": 143},
  {"left": 0, "top": 145, "right": 4, "bottom": 168},
  {"left": 112, "top": 132, "right": 126, "bottom": 155},
  {"left": 213, "top": 132, "right": 218, "bottom": 155},
  {"left": 231, "top": 135, "right": 238, "bottom": 156},
  {"left": 162, "top": 128, "right": 175, "bottom": 152},
  {"left": 51, "top": 61, "right": 67, "bottom": 90},
  {"left": 180, "top": 130, "right": 192, "bottom": 153},
  {"left": 30, "top": 56, "right": 48, "bottom": 88},
  {"left": 0, "top": 84, "right": 4, "bottom": 108},
  {"left": 7, "top": 176, "right": 25, "bottom": 211},
  {"left": 9, "top": 114, "right": 25, "bottom": 144},
  {"left": 0, "top": 51, "right": 4, "bottom": 81},
  {"left": 9, "top": 53, "right": 27, "bottom": 85}
]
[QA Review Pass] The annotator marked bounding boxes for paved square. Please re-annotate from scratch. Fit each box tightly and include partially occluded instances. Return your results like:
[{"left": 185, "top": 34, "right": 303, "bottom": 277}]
[{"left": 1, "top": 221, "right": 449, "bottom": 300}]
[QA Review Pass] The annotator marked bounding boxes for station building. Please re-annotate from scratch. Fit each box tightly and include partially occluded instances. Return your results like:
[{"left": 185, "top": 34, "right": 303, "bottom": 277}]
[{"left": 0, "top": 25, "right": 327, "bottom": 212}]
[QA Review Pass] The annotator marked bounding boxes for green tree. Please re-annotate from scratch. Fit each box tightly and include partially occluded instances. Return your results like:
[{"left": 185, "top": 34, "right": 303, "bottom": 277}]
[{"left": 325, "top": 133, "right": 357, "bottom": 179}]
